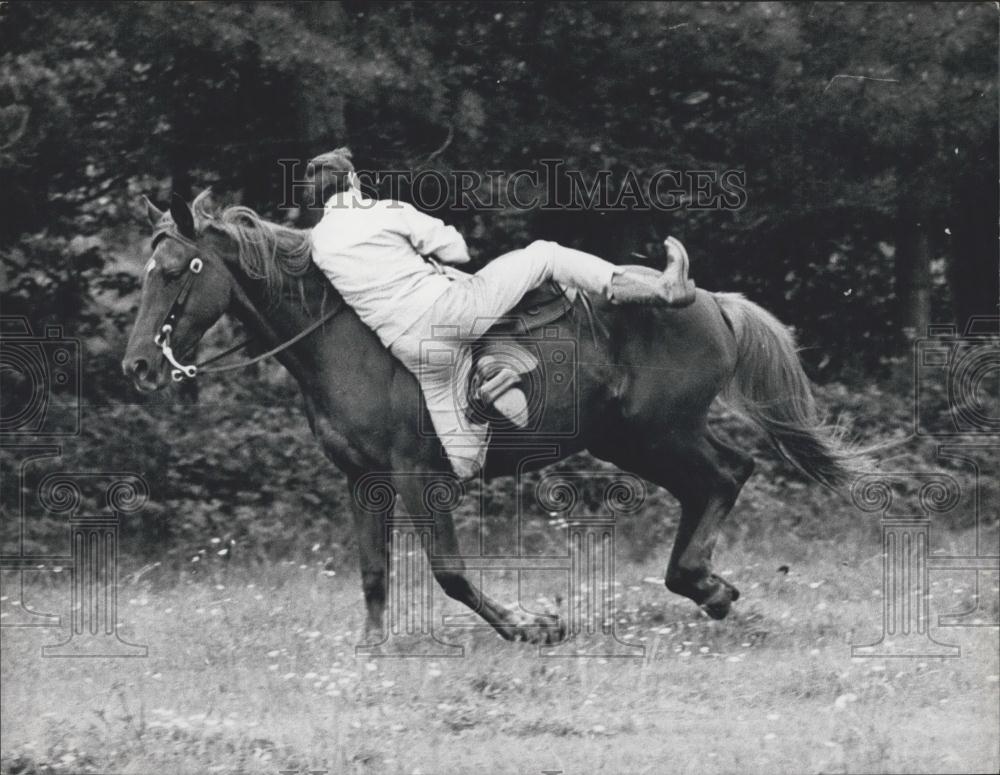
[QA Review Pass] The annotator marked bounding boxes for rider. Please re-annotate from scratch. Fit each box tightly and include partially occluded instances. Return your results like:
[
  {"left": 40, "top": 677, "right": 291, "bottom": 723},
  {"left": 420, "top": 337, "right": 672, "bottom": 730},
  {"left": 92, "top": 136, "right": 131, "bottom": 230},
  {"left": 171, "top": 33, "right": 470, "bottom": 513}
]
[{"left": 308, "top": 148, "right": 696, "bottom": 479}]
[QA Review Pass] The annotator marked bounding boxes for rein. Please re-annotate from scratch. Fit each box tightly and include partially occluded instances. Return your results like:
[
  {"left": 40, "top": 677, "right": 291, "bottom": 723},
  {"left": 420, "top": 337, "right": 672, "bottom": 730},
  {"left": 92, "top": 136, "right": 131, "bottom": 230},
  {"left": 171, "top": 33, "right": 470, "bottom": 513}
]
[{"left": 152, "top": 234, "right": 340, "bottom": 382}]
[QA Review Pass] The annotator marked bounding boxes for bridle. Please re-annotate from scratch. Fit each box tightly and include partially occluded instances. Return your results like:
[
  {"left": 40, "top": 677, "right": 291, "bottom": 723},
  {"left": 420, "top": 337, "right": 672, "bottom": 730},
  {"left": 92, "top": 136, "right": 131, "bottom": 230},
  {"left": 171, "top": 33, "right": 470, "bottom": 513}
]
[{"left": 151, "top": 232, "right": 340, "bottom": 381}]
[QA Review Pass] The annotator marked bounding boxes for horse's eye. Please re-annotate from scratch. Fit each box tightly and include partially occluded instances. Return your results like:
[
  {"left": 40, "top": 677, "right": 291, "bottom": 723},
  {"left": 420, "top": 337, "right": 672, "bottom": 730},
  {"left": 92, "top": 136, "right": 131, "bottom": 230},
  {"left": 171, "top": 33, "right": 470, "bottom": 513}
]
[{"left": 161, "top": 266, "right": 186, "bottom": 281}]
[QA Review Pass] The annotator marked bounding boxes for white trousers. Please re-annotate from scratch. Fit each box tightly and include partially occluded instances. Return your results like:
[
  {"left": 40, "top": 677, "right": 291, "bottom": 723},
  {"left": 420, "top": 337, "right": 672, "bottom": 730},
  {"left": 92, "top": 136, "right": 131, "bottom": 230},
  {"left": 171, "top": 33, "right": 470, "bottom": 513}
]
[{"left": 389, "top": 240, "right": 616, "bottom": 479}]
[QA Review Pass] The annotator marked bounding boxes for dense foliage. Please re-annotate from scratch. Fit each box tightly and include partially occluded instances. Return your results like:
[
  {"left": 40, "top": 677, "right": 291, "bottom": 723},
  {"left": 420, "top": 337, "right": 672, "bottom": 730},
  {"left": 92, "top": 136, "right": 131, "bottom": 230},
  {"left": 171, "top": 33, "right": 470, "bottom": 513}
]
[{"left": 1, "top": 2, "right": 996, "bottom": 560}]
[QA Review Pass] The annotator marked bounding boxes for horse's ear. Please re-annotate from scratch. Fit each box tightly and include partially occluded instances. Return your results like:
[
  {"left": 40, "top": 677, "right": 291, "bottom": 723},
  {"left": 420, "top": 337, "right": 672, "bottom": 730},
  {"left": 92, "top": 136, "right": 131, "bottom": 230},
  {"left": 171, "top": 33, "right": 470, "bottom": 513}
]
[
  {"left": 142, "top": 195, "right": 164, "bottom": 228},
  {"left": 192, "top": 187, "right": 213, "bottom": 213},
  {"left": 191, "top": 188, "right": 215, "bottom": 229},
  {"left": 169, "top": 192, "right": 195, "bottom": 239}
]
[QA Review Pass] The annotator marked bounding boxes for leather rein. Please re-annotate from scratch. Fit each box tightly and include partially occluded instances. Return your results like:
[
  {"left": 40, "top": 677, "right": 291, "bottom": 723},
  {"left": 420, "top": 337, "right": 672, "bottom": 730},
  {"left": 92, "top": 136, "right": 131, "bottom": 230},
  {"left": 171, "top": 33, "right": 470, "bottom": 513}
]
[{"left": 151, "top": 231, "right": 340, "bottom": 382}]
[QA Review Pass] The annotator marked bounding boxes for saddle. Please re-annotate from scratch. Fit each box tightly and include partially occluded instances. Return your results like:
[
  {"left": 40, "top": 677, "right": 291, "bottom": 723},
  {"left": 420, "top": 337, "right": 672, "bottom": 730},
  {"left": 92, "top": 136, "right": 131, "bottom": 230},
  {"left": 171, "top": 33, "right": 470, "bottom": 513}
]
[
  {"left": 466, "top": 281, "right": 583, "bottom": 427},
  {"left": 482, "top": 281, "right": 578, "bottom": 337}
]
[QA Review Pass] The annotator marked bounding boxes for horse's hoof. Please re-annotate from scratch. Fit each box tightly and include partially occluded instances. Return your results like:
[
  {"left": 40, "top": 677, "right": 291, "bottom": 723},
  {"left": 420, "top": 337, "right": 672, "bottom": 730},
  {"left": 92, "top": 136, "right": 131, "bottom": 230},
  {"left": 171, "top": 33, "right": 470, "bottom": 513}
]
[
  {"left": 713, "top": 574, "right": 740, "bottom": 602},
  {"left": 700, "top": 598, "right": 732, "bottom": 620},
  {"left": 537, "top": 613, "right": 567, "bottom": 644},
  {"left": 504, "top": 611, "right": 566, "bottom": 644},
  {"left": 360, "top": 622, "right": 386, "bottom": 646},
  {"left": 699, "top": 578, "right": 740, "bottom": 620}
]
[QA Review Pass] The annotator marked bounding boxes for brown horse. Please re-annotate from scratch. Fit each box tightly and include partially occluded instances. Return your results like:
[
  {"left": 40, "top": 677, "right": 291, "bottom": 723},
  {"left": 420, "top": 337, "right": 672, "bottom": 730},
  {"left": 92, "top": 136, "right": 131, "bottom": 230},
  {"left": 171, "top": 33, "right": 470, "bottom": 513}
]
[{"left": 124, "top": 191, "right": 864, "bottom": 643}]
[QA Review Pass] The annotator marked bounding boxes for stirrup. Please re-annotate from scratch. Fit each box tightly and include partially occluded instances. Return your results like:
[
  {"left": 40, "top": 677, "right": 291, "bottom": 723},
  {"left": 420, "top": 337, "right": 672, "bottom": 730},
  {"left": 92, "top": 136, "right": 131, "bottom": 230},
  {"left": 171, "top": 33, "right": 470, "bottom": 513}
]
[
  {"left": 476, "top": 359, "right": 530, "bottom": 428},
  {"left": 492, "top": 387, "right": 530, "bottom": 429}
]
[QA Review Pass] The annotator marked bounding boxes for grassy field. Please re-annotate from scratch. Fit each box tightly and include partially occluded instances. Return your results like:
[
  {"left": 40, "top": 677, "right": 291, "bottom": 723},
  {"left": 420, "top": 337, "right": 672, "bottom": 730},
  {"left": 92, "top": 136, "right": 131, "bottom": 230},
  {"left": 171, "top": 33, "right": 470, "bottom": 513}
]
[{"left": 2, "top": 520, "right": 997, "bottom": 775}]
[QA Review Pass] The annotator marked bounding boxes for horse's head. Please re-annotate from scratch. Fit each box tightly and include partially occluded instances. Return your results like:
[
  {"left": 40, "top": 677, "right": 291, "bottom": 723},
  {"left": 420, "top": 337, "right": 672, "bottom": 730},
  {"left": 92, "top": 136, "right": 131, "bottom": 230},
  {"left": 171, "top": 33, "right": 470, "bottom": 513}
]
[{"left": 123, "top": 192, "right": 234, "bottom": 391}]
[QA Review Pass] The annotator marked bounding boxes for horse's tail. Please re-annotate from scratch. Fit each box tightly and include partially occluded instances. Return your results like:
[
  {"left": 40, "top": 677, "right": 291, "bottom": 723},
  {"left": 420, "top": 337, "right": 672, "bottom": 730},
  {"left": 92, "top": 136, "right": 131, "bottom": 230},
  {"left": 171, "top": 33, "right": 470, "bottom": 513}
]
[{"left": 714, "top": 292, "right": 870, "bottom": 490}]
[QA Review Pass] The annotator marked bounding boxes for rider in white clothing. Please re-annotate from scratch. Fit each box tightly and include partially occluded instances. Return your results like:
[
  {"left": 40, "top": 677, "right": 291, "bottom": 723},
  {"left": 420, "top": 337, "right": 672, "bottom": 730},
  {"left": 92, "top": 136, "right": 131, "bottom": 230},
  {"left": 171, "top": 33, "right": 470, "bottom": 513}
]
[
  {"left": 311, "top": 194, "right": 471, "bottom": 348},
  {"left": 308, "top": 148, "right": 695, "bottom": 479}
]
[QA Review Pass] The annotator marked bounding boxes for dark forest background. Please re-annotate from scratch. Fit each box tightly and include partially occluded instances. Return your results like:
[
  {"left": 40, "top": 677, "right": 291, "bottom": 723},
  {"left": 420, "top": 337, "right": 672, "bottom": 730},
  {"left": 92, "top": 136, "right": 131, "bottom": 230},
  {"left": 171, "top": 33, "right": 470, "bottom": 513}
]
[{"left": 1, "top": 2, "right": 997, "bottom": 564}]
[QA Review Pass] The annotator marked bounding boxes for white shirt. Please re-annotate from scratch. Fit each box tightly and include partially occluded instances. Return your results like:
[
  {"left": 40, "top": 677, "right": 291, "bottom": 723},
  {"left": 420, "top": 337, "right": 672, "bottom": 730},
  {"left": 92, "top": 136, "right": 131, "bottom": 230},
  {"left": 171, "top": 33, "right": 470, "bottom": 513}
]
[{"left": 310, "top": 191, "right": 471, "bottom": 347}]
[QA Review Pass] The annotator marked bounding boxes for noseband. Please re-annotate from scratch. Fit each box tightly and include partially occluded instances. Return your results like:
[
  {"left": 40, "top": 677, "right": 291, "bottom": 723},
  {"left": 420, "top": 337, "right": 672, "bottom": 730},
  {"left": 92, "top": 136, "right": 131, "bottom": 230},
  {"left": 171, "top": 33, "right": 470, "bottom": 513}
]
[{"left": 151, "top": 233, "right": 339, "bottom": 381}]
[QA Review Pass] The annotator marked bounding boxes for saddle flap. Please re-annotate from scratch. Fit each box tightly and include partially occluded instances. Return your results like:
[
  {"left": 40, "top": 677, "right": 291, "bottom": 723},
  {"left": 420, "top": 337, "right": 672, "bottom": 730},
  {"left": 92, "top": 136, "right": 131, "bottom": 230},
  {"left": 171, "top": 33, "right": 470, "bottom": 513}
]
[{"left": 471, "top": 281, "right": 576, "bottom": 338}]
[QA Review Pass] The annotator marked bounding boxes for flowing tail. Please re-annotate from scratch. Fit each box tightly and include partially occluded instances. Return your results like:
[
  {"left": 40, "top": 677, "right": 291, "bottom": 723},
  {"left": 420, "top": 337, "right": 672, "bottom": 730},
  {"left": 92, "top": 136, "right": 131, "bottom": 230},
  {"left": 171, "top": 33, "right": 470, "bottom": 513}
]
[{"left": 714, "top": 293, "right": 870, "bottom": 490}]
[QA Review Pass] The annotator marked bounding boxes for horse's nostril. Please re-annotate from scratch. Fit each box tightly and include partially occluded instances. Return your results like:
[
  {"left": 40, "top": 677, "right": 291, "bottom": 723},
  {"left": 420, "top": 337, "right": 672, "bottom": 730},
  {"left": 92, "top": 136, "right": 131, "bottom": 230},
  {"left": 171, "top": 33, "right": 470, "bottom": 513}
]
[{"left": 130, "top": 358, "right": 149, "bottom": 379}]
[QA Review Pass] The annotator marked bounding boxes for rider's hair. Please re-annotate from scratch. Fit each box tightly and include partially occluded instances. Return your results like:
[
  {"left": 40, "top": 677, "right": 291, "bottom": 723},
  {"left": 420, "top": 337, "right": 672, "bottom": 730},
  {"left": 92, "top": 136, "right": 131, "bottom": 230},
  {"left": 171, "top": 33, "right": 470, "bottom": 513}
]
[{"left": 307, "top": 147, "right": 357, "bottom": 203}]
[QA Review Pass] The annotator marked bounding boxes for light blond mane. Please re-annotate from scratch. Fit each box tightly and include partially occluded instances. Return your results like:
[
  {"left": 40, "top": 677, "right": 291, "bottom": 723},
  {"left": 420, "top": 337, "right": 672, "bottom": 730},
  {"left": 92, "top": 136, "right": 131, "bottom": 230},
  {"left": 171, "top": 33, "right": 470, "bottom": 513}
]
[{"left": 191, "top": 191, "right": 315, "bottom": 306}]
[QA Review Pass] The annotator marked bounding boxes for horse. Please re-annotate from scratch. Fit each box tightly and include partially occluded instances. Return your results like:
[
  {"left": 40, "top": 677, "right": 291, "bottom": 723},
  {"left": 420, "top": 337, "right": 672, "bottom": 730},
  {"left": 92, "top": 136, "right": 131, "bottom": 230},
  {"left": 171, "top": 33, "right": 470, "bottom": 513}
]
[{"left": 123, "top": 190, "right": 866, "bottom": 644}]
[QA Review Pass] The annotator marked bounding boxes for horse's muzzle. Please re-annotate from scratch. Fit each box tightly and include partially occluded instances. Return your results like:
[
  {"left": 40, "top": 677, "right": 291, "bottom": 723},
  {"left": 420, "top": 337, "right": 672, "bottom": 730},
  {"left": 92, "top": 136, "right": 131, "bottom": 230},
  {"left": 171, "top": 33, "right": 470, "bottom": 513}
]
[{"left": 123, "top": 356, "right": 167, "bottom": 392}]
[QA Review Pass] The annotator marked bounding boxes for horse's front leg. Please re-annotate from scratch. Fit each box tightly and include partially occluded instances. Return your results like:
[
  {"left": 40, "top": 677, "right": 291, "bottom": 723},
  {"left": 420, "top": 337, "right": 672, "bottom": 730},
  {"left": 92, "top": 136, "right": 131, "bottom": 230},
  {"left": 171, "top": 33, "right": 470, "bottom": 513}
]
[
  {"left": 347, "top": 473, "right": 388, "bottom": 643},
  {"left": 393, "top": 469, "right": 566, "bottom": 644}
]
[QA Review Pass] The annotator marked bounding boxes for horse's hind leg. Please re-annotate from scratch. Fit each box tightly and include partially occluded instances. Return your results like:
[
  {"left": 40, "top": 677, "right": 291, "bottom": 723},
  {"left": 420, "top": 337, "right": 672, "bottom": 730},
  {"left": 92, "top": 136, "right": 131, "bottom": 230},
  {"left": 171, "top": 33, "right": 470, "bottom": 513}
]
[
  {"left": 662, "top": 431, "right": 754, "bottom": 618},
  {"left": 603, "top": 427, "right": 754, "bottom": 619},
  {"left": 393, "top": 470, "right": 566, "bottom": 644}
]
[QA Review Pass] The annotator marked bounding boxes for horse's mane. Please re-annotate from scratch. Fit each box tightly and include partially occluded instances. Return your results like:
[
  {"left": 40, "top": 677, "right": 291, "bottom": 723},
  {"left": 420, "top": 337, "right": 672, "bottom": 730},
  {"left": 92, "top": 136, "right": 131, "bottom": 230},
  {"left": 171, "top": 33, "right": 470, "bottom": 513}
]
[{"left": 191, "top": 190, "right": 317, "bottom": 306}]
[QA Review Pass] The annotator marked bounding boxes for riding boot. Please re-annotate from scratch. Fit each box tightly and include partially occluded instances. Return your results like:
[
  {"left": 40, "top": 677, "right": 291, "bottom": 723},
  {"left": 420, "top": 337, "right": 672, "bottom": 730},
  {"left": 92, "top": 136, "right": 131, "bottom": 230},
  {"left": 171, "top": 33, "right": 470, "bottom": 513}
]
[{"left": 609, "top": 237, "right": 697, "bottom": 307}]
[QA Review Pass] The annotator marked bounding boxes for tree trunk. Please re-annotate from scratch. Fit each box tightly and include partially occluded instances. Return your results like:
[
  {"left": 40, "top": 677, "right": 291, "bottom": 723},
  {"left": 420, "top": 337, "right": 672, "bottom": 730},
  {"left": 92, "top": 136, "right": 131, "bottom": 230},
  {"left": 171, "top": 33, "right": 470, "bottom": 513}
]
[
  {"left": 948, "top": 125, "right": 1000, "bottom": 332},
  {"left": 895, "top": 211, "right": 932, "bottom": 343}
]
